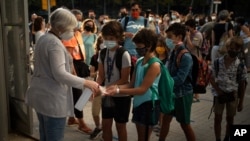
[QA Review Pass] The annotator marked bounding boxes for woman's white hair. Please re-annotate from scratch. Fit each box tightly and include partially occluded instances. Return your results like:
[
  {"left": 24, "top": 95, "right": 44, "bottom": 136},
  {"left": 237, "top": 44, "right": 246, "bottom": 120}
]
[{"left": 49, "top": 8, "right": 77, "bottom": 32}]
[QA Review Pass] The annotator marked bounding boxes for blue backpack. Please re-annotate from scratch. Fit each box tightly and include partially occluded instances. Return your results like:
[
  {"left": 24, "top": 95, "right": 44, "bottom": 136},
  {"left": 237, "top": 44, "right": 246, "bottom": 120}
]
[{"left": 136, "top": 57, "right": 175, "bottom": 114}]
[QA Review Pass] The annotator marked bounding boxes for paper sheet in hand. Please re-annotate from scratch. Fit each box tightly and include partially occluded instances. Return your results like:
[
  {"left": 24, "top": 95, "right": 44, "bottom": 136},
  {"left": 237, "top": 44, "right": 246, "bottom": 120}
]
[{"left": 75, "top": 88, "right": 92, "bottom": 111}]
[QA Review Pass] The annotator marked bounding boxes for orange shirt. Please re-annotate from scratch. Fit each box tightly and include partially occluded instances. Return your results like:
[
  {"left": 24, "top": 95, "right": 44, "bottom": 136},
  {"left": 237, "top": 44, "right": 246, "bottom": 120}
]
[{"left": 62, "top": 31, "right": 85, "bottom": 60}]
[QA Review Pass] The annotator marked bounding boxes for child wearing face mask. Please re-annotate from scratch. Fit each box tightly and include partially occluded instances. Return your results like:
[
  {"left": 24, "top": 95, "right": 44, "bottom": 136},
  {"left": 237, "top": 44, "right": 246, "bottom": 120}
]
[
  {"left": 210, "top": 36, "right": 247, "bottom": 141},
  {"left": 105, "top": 28, "right": 162, "bottom": 141},
  {"left": 155, "top": 35, "right": 170, "bottom": 67},
  {"left": 159, "top": 23, "right": 195, "bottom": 141},
  {"left": 95, "top": 21, "right": 132, "bottom": 141},
  {"left": 153, "top": 35, "right": 170, "bottom": 134},
  {"left": 89, "top": 35, "right": 105, "bottom": 139}
]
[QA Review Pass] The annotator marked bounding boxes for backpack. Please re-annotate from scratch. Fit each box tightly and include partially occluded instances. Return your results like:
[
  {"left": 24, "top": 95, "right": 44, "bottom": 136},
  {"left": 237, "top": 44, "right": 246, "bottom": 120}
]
[
  {"left": 177, "top": 49, "right": 211, "bottom": 94},
  {"left": 136, "top": 57, "right": 175, "bottom": 114},
  {"left": 100, "top": 47, "right": 130, "bottom": 76},
  {"left": 218, "top": 22, "right": 229, "bottom": 55},
  {"left": 200, "top": 33, "right": 211, "bottom": 58}
]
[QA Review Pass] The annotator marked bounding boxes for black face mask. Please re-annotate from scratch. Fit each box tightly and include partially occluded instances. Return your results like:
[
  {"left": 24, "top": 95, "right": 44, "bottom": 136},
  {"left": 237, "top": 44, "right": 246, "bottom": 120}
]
[
  {"left": 89, "top": 15, "right": 95, "bottom": 19},
  {"left": 84, "top": 25, "right": 93, "bottom": 32},
  {"left": 136, "top": 47, "right": 148, "bottom": 57},
  {"left": 228, "top": 50, "right": 239, "bottom": 58},
  {"left": 121, "top": 12, "right": 127, "bottom": 18}
]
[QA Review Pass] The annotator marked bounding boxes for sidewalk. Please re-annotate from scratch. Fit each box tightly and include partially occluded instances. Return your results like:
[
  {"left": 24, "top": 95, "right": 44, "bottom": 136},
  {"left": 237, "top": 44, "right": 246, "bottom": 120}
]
[
  {"left": 10, "top": 76, "right": 250, "bottom": 141},
  {"left": 61, "top": 84, "right": 250, "bottom": 141}
]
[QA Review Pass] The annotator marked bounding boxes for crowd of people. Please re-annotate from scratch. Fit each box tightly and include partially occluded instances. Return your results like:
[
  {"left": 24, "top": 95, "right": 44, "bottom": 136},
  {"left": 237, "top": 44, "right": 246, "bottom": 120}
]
[{"left": 26, "top": 1, "right": 249, "bottom": 141}]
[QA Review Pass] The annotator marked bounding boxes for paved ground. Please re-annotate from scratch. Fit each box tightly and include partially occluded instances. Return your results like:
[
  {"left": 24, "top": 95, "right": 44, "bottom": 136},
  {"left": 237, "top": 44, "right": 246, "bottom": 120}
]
[{"left": 9, "top": 74, "right": 250, "bottom": 141}]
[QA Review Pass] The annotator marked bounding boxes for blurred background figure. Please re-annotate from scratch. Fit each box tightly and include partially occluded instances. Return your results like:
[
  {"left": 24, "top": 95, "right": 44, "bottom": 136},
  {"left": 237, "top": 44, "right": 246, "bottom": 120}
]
[
  {"left": 118, "top": 7, "right": 128, "bottom": 22},
  {"left": 29, "top": 13, "right": 37, "bottom": 47},
  {"left": 82, "top": 19, "right": 98, "bottom": 66},
  {"left": 33, "top": 16, "right": 45, "bottom": 44}
]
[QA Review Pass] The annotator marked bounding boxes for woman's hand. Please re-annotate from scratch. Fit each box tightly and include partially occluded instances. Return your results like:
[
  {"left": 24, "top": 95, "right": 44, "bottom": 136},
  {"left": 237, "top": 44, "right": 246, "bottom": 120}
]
[{"left": 83, "top": 79, "right": 99, "bottom": 94}]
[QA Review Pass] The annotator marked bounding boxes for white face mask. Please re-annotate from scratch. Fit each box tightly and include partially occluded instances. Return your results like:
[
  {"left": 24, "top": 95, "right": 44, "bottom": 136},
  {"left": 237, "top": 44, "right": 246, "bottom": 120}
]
[
  {"left": 148, "top": 17, "right": 154, "bottom": 22},
  {"left": 171, "top": 15, "right": 176, "bottom": 20},
  {"left": 60, "top": 31, "right": 74, "bottom": 40},
  {"left": 100, "top": 43, "right": 106, "bottom": 50},
  {"left": 211, "top": 16, "right": 216, "bottom": 21},
  {"left": 77, "top": 22, "right": 82, "bottom": 29},
  {"left": 104, "top": 40, "right": 117, "bottom": 49}
]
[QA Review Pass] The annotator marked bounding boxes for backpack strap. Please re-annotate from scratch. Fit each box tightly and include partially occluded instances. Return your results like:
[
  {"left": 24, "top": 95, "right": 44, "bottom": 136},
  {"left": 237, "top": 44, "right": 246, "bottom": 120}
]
[
  {"left": 214, "top": 58, "right": 220, "bottom": 78},
  {"left": 124, "top": 16, "right": 129, "bottom": 31},
  {"left": 101, "top": 47, "right": 127, "bottom": 76},
  {"left": 144, "top": 18, "right": 148, "bottom": 27},
  {"left": 115, "top": 47, "right": 126, "bottom": 71},
  {"left": 176, "top": 49, "right": 189, "bottom": 67},
  {"left": 236, "top": 60, "right": 245, "bottom": 83},
  {"left": 100, "top": 48, "right": 107, "bottom": 64},
  {"left": 143, "top": 57, "right": 162, "bottom": 108},
  {"left": 225, "top": 22, "right": 229, "bottom": 33}
]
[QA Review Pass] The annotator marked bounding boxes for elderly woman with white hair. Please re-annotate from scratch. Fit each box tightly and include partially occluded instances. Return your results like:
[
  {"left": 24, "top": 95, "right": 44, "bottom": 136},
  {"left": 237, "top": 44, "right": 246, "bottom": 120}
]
[{"left": 25, "top": 8, "right": 100, "bottom": 141}]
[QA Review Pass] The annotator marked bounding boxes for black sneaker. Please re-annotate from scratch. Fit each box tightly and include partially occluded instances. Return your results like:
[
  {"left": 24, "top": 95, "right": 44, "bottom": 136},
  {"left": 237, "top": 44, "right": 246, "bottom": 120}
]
[{"left": 90, "top": 128, "right": 102, "bottom": 140}]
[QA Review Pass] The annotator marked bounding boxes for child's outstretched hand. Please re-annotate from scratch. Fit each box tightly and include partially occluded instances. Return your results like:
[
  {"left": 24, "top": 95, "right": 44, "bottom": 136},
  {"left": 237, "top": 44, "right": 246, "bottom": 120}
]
[{"left": 104, "top": 85, "right": 117, "bottom": 96}]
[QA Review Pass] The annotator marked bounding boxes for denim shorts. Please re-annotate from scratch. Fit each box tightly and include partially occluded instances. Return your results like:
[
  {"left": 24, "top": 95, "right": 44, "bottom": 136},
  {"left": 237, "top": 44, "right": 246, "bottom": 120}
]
[{"left": 132, "top": 100, "right": 160, "bottom": 126}]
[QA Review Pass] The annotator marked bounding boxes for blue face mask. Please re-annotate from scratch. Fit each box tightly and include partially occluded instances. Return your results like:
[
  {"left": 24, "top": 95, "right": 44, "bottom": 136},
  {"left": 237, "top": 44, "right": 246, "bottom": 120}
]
[
  {"left": 104, "top": 40, "right": 117, "bottom": 49},
  {"left": 165, "top": 38, "right": 175, "bottom": 50}
]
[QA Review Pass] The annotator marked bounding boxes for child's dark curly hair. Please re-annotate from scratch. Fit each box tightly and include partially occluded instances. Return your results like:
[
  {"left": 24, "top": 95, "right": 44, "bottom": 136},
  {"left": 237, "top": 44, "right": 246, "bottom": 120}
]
[
  {"left": 132, "top": 28, "right": 158, "bottom": 52},
  {"left": 166, "top": 23, "right": 186, "bottom": 41}
]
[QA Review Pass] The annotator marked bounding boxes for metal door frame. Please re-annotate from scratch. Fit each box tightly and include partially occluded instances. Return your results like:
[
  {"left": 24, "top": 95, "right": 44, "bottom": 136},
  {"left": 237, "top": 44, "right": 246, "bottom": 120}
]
[
  {"left": 0, "top": 0, "right": 34, "bottom": 138},
  {"left": 0, "top": 4, "right": 9, "bottom": 141}
]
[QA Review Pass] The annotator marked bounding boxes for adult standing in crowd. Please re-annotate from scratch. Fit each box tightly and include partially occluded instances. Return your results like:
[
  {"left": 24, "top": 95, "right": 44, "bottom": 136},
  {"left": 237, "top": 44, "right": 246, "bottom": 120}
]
[
  {"left": 82, "top": 19, "right": 97, "bottom": 66},
  {"left": 25, "top": 8, "right": 99, "bottom": 141},
  {"left": 117, "top": 7, "right": 128, "bottom": 22},
  {"left": 120, "top": 2, "right": 148, "bottom": 76},
  {"left": 29, "top": 13, "right": 37, "bottom": 47},
  {"left": 185, "top": 19, "right": 203, "bottom": 103},
  {"left": 62, "top": 9, "right": 92, "bottom": 134},
  {"left": 88, "top": 9, "right": 101, "bottom": 33},
  {"left": 235, "top": 16, "right": 250, "bottom": 72},
  {"left": 211, "top": 10, "right": 234, "bottom": 64},
  {"left": 33, "top": 16, "right": 45, "bottom": 44},
  {"left": 121, "top": 2, "right": 148, "bottom": 56}
]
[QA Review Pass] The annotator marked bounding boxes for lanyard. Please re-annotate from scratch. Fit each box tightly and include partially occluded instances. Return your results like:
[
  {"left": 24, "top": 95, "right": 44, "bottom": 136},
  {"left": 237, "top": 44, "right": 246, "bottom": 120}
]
[{"left": 106, "top": 50, "right": 117, "bottom": 82}]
